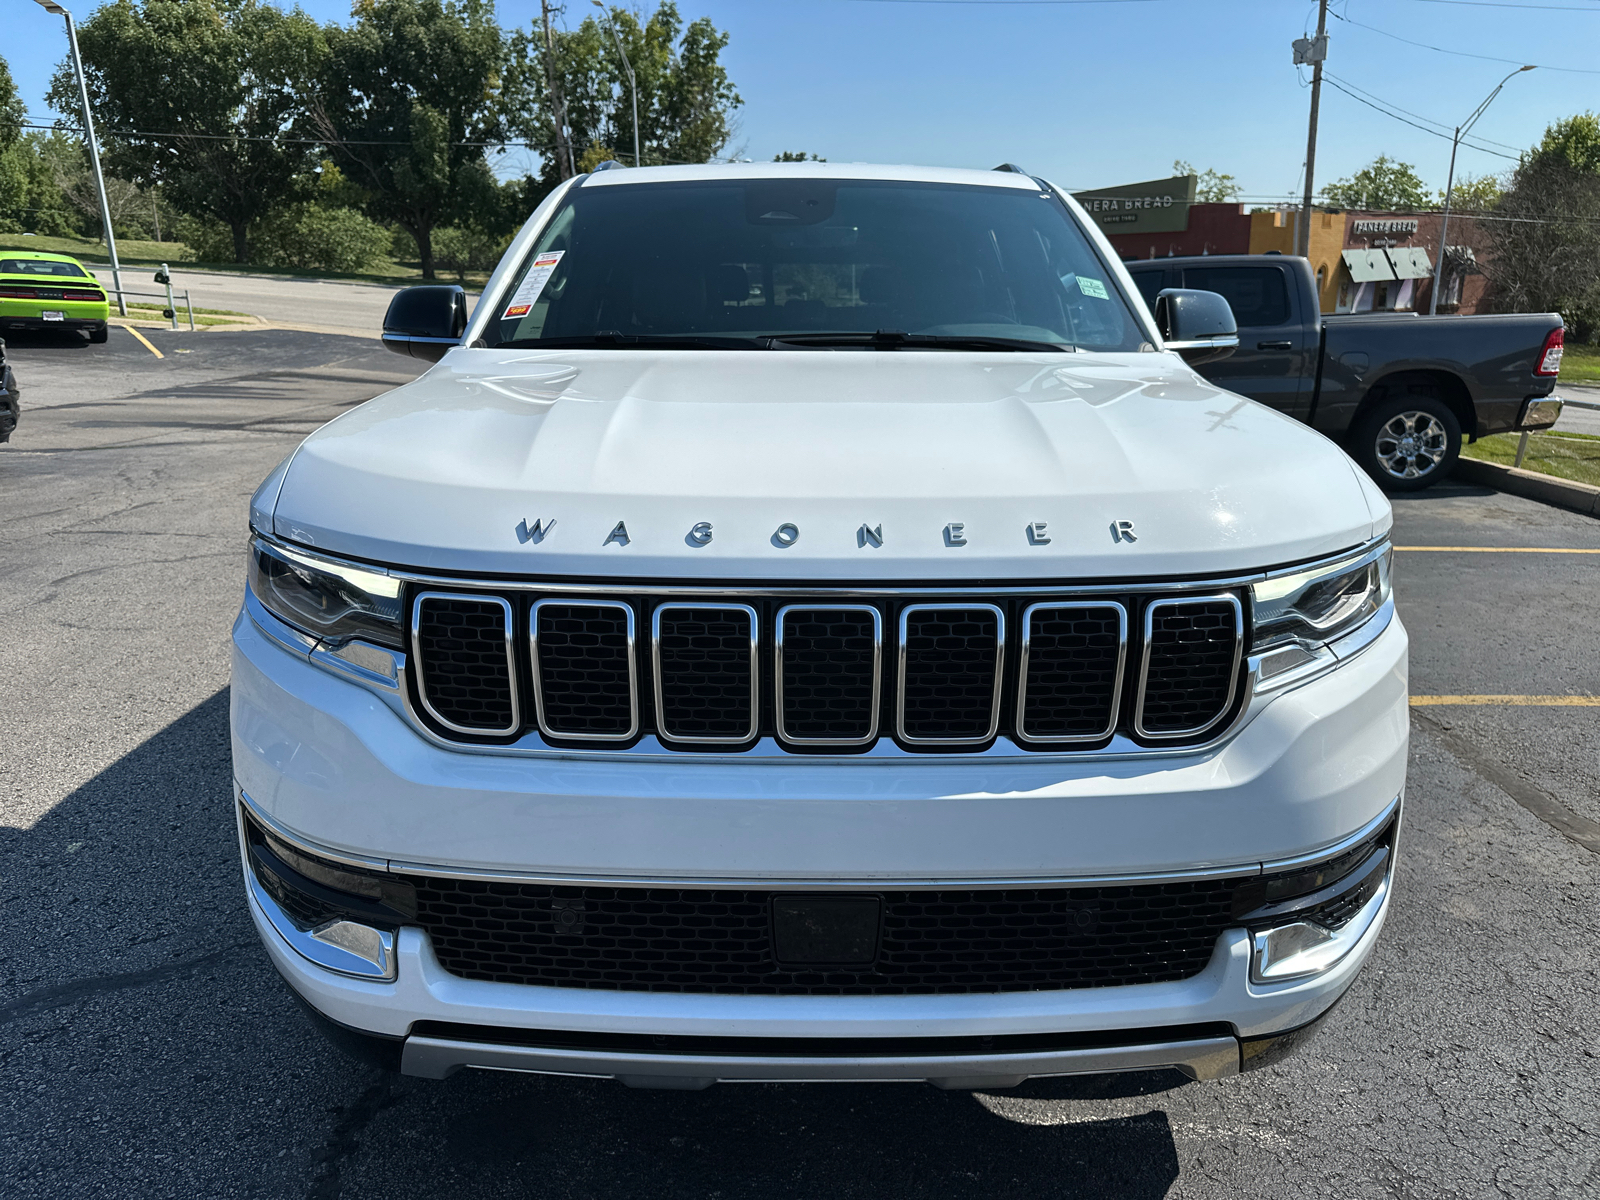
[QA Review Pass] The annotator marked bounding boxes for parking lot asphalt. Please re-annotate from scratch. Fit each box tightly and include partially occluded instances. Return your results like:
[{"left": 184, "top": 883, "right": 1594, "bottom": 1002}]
[{"left": 2, "top": 329, "right": 1598, "bottom": 1199}]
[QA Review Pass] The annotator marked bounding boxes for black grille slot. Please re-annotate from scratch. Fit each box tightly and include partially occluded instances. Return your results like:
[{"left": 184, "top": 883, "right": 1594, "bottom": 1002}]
[
  {"left": 777, "top": 606, "right": 879, "bottom": 743},
  {"left": 406, "top": 876, "right": 1245, "bottom": 995},
  {"left": 1138, "top": 597, "right": 1242, "bottom": 737},
  {"left": 414, "top": 594, "right": 517, "bottom": 733},
  {"left": 653, "top": 604, "right": 757, "bottom": 743},
  {"left": 1018, "top": 603, "right": 1125, "bottom": 743},
  {"left": 898, "top": 605, "right": 1002, "bottom": 743},
  {"left": 533, "top": 601, "right": 636, "bottom": 739}
]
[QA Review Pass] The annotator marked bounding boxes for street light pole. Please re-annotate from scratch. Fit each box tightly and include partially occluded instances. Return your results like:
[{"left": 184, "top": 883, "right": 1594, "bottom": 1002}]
[
  {"left": 1429, "top": 65, "right": 1535, "bottom": 316},
  {"left": 592, "top": 1, "right": 639, "bottom": 167},
  {"left": 34, "top": 0, "right": 126, "bottom": 315}
]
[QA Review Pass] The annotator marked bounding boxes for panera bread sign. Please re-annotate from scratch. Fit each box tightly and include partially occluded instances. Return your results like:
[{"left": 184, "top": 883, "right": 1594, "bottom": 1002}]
[
  {"left": 1352, "top": 219, "right": 1419, "bottom": 235},
  {"left": 1073, "top": 175, "right": 1197, "bottom": 235}
]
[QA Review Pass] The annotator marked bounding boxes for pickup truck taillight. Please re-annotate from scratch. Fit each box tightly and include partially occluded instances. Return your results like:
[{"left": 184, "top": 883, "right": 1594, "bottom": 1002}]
[{"left": 1536, "top": 327, "right": 1564, "bottom": 376}]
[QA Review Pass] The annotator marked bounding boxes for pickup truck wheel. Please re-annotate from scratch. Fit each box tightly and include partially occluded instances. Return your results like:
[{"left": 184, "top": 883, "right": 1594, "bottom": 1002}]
[{"left": 1350, "top": 391, "right": 1461, "bottom": 492}]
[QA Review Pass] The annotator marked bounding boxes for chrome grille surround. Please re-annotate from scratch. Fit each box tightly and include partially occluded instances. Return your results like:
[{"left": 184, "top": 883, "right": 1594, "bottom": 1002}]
[
  {"left": 1134, "top": 594, "right": 1245, "bottom": 740},
  {"left": 774, "top": 604, "right": 883, "bottom": 746},
  {"left": 530, "top": 598, "right": 639, "bottom": 742},
  {"left": 650, "top": 602, "right": 761, "bottom": 745},
  {"left": 249, "top": 531, "right": 1394, "bottom": 762},
  {"left": 1015, "top": 601, "right": 1129, "bottom": 746},
  {"left": 410, "top": 591, "right": 519, "bottom": 737},
  {"left": 895, "top": 603, "right": 1006, "bottom": 746}
]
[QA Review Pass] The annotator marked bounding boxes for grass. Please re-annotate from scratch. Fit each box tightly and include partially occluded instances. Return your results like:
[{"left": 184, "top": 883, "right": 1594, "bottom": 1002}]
[
  {"left": 0, "top": 230, "right": 490, "bottom": 288},
  {"left": 1562, "top": 343, "right": 1600, "bottom": 385},
  {"left": 121, "top": 303, "right": 257, "bottom": 327},
  {"left": 1463, "top": 429, "right": 1600, "bottom": 488}
]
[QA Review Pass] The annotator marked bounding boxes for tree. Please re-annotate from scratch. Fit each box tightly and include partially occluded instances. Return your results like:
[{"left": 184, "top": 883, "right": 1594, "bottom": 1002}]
[
  {"left": 1172, "top": 160, "right": 1239, "bottom": 203},
  {"left": 0, "top": 55, "right": 28, "bottom": 227},
  {"left": 1485, "top": 115, "right": 1600, "bottom": 339},
  {"left": 1321, "top": 155, "right": 1429, "bottom": 211},
  {"left": 1440, "top": 172, "right": 1504, "bottom": 212},
  {"left": 505, "top": 3, "right": 741, "bottom": 202},
  {"left": 774, "top": 151, "right": 824, "bottom": 162},
  {"left": 314, "top": 0, "right": 507, "bottom": 279},
  {"left": 50, "top": 0, "right": 327, "bottom": 262}
]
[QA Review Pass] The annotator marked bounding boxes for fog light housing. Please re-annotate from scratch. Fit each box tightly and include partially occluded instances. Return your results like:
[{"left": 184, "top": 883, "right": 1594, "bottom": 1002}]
[{"left": 1250, "top": 872, "right": 1389, "bottom": 984}]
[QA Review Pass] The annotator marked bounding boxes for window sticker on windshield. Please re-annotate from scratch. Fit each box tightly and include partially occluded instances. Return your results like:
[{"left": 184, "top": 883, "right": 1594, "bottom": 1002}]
[
  {"left": 503, "top": 250, "right": 565, "bottom": 318},
  {"left": 1077, "top": 276, "right": 1110, "bottom": 300}
]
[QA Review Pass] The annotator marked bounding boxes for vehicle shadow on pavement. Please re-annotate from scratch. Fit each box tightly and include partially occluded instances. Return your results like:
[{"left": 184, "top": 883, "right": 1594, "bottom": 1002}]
[{"left": 0, "top": 688, "right": 1184, "bottom": 1200}]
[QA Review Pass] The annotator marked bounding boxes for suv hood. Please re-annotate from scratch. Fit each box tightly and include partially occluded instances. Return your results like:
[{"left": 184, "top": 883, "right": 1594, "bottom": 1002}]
[{"left": 266, "top": 349, "right": 1388, "bottom": 580}]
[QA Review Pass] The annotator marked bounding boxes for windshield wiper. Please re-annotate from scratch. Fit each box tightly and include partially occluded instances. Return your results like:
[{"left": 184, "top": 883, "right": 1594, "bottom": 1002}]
[
  {"left": 497, "top": 331, "right": 766, "bottom": 350},
  {"left": 766, "top": 330, "right": 1073, "bottom": 353}
]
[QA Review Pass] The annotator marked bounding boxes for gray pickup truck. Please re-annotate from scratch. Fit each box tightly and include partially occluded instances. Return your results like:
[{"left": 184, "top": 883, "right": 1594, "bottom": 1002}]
[{"left": 1125, "top": 254, "right": 1564, "bottom": 490}]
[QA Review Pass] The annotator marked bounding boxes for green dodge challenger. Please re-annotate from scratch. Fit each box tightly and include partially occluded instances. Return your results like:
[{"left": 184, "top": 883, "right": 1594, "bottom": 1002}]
[{"left": 0, "top": 251, "right": 110, "bottom": 343}]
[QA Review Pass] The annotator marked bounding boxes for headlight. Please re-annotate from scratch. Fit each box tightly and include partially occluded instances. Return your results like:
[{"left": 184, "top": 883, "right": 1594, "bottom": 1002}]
[
  {"left": 1252, "top": 542, "right": 1391, "bottom": 653},
  {"left": 248, "top": 536, "right": 403, "bottom": 649}
]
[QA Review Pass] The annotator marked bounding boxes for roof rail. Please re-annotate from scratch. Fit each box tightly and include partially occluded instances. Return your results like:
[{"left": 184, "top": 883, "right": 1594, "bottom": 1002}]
[
  {"left": 592, "top": 160, "right": 627, "bottom": 172},
  {"left": 991, "top": 162, "right": 1030, "bottom": 174}
]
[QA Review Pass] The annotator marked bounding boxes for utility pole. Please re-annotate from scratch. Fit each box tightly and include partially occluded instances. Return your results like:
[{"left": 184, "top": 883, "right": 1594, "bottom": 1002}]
[
  {"left": 541, "top": 0, "right": 575, "bottom": 179},
  {"left": 1293, "top": 1, "right": 1329, "bottom": 259},
  {"left": 35, "top": 0, "right": 125, "bottom": 315},
  {"left": 1428, "top": 65, "right": 1535, "bottom": 315}
]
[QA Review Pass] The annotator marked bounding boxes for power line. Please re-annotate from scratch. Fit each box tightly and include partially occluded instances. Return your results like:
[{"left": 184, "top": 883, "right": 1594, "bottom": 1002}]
[
  {"left": 1322, "top": 72, "right": 1521, "bottom": 152},
  {"left": 1320, "top": 77, "right": 1522, "bottom": 160},
  {"left": 1330, "top": 9, "right": 1600, "bottom": 74},
  {"left": 1401, "top": 0, "right": 1600, "bottom": 9}
]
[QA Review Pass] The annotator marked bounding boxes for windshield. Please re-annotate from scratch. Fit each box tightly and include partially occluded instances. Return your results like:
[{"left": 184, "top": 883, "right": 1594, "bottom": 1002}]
[
  {"left": 0, "top": 259, "right": 88, "bottom": 278},
  {"left": 489, "top": 178, "right": 1147, "bottom": 351}
]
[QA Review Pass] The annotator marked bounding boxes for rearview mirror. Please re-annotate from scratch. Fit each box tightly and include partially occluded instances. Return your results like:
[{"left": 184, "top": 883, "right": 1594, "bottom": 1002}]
[
  {"left": 382, "top": 285, "right": 468, "bottom": 362},
  {"left": 1153, "top": 288, "right": 1239, "bottom": 365}
]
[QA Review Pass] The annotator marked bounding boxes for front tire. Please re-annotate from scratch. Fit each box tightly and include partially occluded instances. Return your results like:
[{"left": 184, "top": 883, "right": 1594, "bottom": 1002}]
[{"left": 1349, "top": 388, "right": 1461, "bottom": 492}]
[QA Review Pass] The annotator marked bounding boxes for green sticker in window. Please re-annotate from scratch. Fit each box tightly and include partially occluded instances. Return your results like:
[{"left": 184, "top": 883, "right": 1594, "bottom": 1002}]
[{"left": 1077, "top": 276, "right": 1110, "bottom": 300}]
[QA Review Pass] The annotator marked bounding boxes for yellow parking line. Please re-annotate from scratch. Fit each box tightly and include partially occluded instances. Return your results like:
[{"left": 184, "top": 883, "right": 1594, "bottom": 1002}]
[
  {"left": 1411, "top": 695, "right": 1600, "bottom": 706},
  {"left": 124, "top": 325, "right": 163, "bottom": 359},
  {"left": 1395, "top": 546, "right": 1600, "bottom": 554}
]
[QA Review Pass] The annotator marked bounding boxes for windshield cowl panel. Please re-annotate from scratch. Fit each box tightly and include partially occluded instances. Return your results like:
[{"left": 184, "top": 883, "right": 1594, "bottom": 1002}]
[{"left": 487, "top": 178, "right": 1144, "bottom": 354}]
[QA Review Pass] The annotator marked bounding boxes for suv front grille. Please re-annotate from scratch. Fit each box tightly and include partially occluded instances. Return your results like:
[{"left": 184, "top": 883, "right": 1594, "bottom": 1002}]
[
  {"left": 405, "top": 874, "right": 1247, "bottom": 995},
  {"left": 407, "top": 587, "right": 1248, "bottom": 752}
]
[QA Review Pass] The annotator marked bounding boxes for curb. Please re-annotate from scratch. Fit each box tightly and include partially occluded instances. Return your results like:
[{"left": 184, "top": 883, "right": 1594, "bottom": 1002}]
[{"left": 1453, "top": 455, "right": 1600, "bottom": 518}]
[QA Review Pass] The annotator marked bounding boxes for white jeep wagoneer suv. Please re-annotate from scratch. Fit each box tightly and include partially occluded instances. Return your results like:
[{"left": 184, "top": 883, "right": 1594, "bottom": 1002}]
[{"left": 233, "top": 162, "right": 1405, "bottom": 1089}]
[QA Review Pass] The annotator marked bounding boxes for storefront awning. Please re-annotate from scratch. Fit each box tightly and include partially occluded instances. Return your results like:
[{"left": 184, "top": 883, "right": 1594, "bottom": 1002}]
[
  {"left": 1342, "top": 248, "right": 1395, "bottom": 282},
  {"left": 1386, "top": 246, "right": 1433, "bottom": 279}
]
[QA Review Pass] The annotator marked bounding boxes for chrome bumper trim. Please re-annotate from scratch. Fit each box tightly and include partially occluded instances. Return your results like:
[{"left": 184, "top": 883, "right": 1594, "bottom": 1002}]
[
  {"left": 399, "top": 1034, "right": 1242, "bottom": 1087},
  {"left": 1516, "top": 396, "right": 1562, "bottom": 431},
  {"left": 246, "top": 858, "right": 397, "bottom": 982}
]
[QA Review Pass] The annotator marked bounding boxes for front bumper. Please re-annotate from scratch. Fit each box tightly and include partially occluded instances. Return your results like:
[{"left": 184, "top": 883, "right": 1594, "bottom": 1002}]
[{"left": 231, "top": 589, "right": 1408, "bottom": 1085}]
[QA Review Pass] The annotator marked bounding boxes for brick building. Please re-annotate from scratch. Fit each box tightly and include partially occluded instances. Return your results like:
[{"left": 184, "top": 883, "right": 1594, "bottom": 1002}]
[{"left": 1076, "top": 176, "right": 1493, "bottom": 315}]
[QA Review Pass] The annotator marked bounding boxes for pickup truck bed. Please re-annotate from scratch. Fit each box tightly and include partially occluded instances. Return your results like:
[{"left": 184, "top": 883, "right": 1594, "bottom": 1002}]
[{"left": 1126, "top": 254, "right": 1563, "bottom": 489}]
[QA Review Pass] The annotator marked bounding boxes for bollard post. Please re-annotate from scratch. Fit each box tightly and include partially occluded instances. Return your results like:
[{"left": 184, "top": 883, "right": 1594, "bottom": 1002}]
[
  {"left": 162, "top": 263, "right": 178, "bottom": 330},
  {"left": 185, "top": 290, "right": 195, "bottom": 331},
  {"left": 1513, "top": 431, "right": 1530, "bottom": 469}
]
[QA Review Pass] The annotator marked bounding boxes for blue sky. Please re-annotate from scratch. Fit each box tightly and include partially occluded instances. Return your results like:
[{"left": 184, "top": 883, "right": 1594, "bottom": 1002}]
[{"left": 9, "top": 0, "right": 1600, "bottom": 202}]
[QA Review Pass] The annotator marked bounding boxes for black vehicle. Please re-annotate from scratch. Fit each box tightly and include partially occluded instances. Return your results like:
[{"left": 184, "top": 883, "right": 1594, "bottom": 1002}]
[
  {"left": 1125, "top": 254, "right": 1564, "bottom": 490},
  {"left": 0, "top": 338, "right": 18, "bottom": 444}
]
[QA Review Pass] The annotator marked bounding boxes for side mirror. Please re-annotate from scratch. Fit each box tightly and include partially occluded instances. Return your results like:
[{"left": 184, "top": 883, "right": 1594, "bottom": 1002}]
[
  {"left": 382, "top": 285, "right": 468, "bottom": 362},
  {"left": 1153, "top": 288, "right": 1239, "bottom": 365}
]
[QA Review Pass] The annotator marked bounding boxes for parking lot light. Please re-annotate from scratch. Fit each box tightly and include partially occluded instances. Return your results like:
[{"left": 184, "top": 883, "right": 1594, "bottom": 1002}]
[{"left": 32, "top": 0, "right": 127, "bottom": 316}]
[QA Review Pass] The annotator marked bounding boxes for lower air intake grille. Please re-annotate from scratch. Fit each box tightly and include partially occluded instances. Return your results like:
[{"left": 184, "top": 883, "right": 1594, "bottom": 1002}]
[
  {"left": 653, "top": 604, "right": 757, "bottom": 743},
  {"left": 1019, "top": 603, "right": 1125, "bottom": 742},
  {"left": 1138, "top": 597, "right": 1242, "bottom": 737},
  {"left": 777, "top": 606, "right": 880, "bottom": 743},
  {"left": 413, "top": 594, "right": 517, "bottom": 734},
  {"left": 898, "top": 605, "right": 1003, "bottom": 743},
  {"left": 405, "top": 876, "right": 1247, "bottom": 995},
  {"left": 533, "top": 601, "right": 635, "bottom": 739}
]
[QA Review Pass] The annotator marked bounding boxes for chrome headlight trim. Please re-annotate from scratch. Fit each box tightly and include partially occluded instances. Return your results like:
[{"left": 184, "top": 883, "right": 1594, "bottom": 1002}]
[{"left": 248, "top": 534, "right": 403, "bottom": 650}]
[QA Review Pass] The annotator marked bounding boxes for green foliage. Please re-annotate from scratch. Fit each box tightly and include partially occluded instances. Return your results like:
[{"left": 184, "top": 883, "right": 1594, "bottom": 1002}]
[
  {"left": 51, "top": 0, "right": 327, "bottom": 262},
  {"left": 1486, "top": 116, "right": 1600, "bottom": 339},
  {"left": 507, "top": 3, "right": 741, "bottom": 199},
  {"left": 1321, "top": 156, "right": 1430, "bottom": 211},
  {"left": 1171, "top": 160, "right": 1239, "bottom": 203},
  {"left": 252, "top": 203, "right": 392, "bottom": 272},
  {"left": 431, "top": 224, "right": 510, "bottom": 281},
  {"left": 1441, "top": 173, "right": 1504, "bottom": 211},
  {"left": 774, "top": 151, "right": 825, "bottom": 162},
  {"left": 315, "top": 0, "right": 507, "bottom": 279}
]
